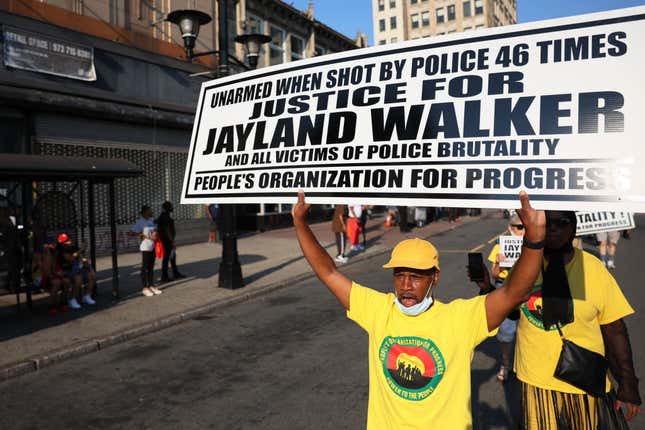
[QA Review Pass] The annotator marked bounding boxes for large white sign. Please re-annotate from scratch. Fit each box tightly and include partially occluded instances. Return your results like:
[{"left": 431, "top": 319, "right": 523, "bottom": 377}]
[
  {"left": 182, "top": 7, "right": 645, "bottom": 210},
  {"left": 575, "top": 211, "right": 635, "bottom": 235}
]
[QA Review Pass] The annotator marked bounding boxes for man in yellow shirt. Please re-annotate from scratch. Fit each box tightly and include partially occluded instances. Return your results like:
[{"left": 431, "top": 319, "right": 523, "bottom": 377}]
[
  {"left": 292, "top": 191, "right": 545, "bottom": 429},
  {"left": 513, "top": 210, "right": 641, "bottom": 429}
]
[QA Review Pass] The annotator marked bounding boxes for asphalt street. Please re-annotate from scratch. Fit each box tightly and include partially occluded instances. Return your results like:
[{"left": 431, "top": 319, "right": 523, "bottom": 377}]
[{"left": 1, "top": 216, "right": 643, "bottom": 430}]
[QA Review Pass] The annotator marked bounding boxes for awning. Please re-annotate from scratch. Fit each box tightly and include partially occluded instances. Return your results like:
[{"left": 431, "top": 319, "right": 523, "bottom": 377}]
[{"left": 0, "top": 154, "right": 143, "bottom": 181}]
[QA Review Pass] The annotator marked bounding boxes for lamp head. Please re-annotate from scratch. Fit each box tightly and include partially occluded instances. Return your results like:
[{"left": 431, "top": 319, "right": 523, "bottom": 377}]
[{"left": 166, "top": 10, "right": 212, "bottom": 59}]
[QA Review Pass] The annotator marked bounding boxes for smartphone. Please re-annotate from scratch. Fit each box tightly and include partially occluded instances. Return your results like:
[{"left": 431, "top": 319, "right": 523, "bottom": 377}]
[{"left": 468, "top": 252, "right": 485, "bottom": 282}]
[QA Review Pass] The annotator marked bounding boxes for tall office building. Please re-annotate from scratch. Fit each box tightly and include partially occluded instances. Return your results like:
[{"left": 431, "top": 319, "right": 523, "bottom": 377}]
[{"left": 372, "top": 0, "right": 517, "bottom": 45}]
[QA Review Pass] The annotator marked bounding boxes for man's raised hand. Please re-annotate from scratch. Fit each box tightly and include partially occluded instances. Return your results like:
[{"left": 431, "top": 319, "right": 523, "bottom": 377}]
[
  {"left": 515, "top": 191, "right": 545, "bottom": 243},
  {"left": 292, "top": 190, "right": 311, "bottom": 227}
]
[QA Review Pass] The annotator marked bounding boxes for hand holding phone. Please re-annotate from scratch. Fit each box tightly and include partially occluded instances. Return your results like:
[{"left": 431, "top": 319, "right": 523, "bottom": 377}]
[{"left": 467, "top": 252, "right": 485, "bottom": 282}]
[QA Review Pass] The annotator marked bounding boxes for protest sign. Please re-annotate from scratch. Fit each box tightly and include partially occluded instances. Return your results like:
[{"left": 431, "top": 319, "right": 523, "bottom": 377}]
[
  {"left": 575, "top": 211, "right": 635, "bottom": 235},
  {"left": 182, "top": 6, "right": 645, "bottom": 210},
  {"left": 498, "top": 235, "right": 523, "bottom": 268}
]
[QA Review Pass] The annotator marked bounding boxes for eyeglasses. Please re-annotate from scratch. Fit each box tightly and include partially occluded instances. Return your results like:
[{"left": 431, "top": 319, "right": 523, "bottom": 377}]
[
  {"left": 510, "top": 224, "right": 524, "bottom": 230},
  {"left": 546, "top": 218, "right": 573, "bottom": 228}
]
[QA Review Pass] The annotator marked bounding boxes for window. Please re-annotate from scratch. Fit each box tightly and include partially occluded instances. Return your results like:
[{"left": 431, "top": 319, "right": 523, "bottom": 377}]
[
  {"left": 246, "top": 15, "right": 266, "bottom": 67},
  {"left": 379, "top": 39, "right": 386, "bottom": 45},
  {"left": 463, "top": 0, "right": 471, "bottom": 17},
  {"left": 269, "top": 24, "right": 286, "bottom": 66},
  {"left": 391, "top": 37, "right": 398, "bottom": 43},
  {"left": 390, "top": 0, "right": 395, "bottom": 7},
  {"left": 290, "top": 35, "right": 305, "bottom": 61},
  {"left": 247, "top": 14, "right": 263, "bottom": 34},
  {"left": 390, "top": 16, "right": 397, "bottom": 29},
  {"left": 411, "top": 13, "right": 419, "bottom": 28},
  {"left": 378, "top": 0, "right": 384, "bottom": 11},
  {"left": 436, "top": 7, "right": 445, "bottom": 23},
  {"left": 411, "top": 0, "right": 418, "bottom": 4},
  {"left": 476, "top": 24, "right": 485, "bottom": 28},
  {"left": 421, "top": 11, "right": 430, "bottom": 26},
  {"left": 315, "top": 45, "right": 327, "bottom": 56},
  {"left": 379, "top": 18, "right": 386, "bottom": 31},
  {"left": 447, "top": 5, "right": 456, "bottom": 20},
  {"left": 475, "top": 0, "right": 483, "bottom": 14},
  {"left": 464, "top": 26, "right": 472, "bottom": 31}
]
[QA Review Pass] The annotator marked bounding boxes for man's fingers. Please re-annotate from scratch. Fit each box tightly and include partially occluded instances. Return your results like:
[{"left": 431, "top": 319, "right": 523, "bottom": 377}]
[
  {"left": 518, "top": 191, "right": 531, "bottom": 211},
  {"left": 615, "top": 400, "right": 622, "bottom": 411},
  {"left": 297, "top": 189, "right": 305, "bottom": 205}
]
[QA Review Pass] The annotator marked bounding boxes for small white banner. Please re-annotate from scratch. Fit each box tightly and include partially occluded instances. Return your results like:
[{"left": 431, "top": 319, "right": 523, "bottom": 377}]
[
  {"left": 575, "top": 211, "right": 635, "bottom": 235},
  {"left": 498, "top": 235, "right": 524, "bottom": 268},
  {"left": 182, "top": 6, "right": 645, "bottom": 211}
]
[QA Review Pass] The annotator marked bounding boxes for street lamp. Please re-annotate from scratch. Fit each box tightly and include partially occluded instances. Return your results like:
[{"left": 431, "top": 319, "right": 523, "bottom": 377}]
[
  {"left": 166, "top": 9, "right": 214, "bottom": 60},
  {"left": 167, "top": 6, "right": 271, "bottom": 290},
  {"left": 235, "top": 33, "right": 272, "bottom": 69}
]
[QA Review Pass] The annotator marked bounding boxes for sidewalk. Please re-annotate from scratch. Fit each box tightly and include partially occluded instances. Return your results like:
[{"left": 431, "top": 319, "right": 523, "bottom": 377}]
[{"left": 0, "top": 211, "right": 496, "bottom": 380}]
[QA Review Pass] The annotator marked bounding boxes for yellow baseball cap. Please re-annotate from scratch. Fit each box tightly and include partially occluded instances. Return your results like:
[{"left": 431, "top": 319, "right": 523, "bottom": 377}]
[{"left": 382, "top": 238, "right": 440, "bottom": 270}]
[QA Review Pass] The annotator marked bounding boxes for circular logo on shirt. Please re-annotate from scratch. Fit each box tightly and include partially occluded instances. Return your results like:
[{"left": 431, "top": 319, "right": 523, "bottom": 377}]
[
  {"left": 379, "top": 336, "right": 445, "bottom": 401},
  {"left": 520, "top": 286, "right": 573, "bottom": 330}
]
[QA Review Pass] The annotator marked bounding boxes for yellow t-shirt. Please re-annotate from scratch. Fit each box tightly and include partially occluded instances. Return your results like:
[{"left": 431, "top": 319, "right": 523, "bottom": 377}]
[
  {"left": 488, "top": 243, "right": 509, "bottom": 280},
  {"left": 515, "top": 249, "right": 634, "bottom": 393},
  {"left": 347, "top": 282, "right": 494, "bottom": 429}
]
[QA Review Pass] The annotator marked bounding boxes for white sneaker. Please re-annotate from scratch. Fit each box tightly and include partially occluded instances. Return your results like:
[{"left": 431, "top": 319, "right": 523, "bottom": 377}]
[
  {"left": 68, "top": 298, "right": 82, "bottom": 309},
  {"left": 150, "top": 287, "right": 163, "bottom": 295},
  {"left": 334, "top": 255, "right": 348, "bottom": 263},
  {"left": 82, "top": 294, "right": 96, "bottom": 305},
  {"left": 607, "top": 260, "right": 616, "bottom": 269}
]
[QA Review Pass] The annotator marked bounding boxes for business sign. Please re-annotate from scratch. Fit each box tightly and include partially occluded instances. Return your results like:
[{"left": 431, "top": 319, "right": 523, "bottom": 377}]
[
  {"left": 182, "top": 7, "right": 645, "bottom": 210},
  {"left": 498, "top": 235, "right": 523, "bottom": 268},
  {"left": 3, "top": 26, "right": 96, "bottom": 81},
  {"left": 575, "top": 211, "right": 635, "bottom": 235}
]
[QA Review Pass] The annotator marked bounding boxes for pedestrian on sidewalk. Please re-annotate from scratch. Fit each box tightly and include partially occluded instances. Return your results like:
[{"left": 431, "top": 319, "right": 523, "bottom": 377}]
[
  {"left": 56, "top": 233, "right": 95, "bottom": 309},
  {"left": 596, "top": 230, "right": 620, "bottom": 269},
  {"left": 511, "top": 211, "right": 640, "bottom": 427},
  {"left": 347, "top": 204, "right": 364, "bottom": 252},
  {"left": 360, "top": 205, "right": 370, "bottom": 248},
  {"left": 470, "top": 213, "right": 525, "bottom": 382},
  {"left": 205, "top": 204, "right": 220, "bottom": 243},
  {"left": 398, "top": 205, "right": 410, "bottom": 232},
  {"left": 331, "top": 204, "right": 348, "bottom": 263},
  {"left": 292, "top": 190, "right": 545, "bottom": 428},
  {"left": 157, "top": 201, "right": 186, "bottom": 282},
  {"left": 130, "top": 205, "right": 161, "bottom": 296}
]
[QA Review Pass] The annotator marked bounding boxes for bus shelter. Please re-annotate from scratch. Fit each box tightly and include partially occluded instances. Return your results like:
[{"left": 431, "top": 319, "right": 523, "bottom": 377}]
[{"left": 0, "top": 154, "right": 143, "bottom": 309}]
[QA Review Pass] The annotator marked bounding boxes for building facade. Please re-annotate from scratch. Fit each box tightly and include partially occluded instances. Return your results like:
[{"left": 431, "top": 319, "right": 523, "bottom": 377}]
[
  {"left": 0, "top": 0, "right": 363, "bottom": 251},
  {"left": 372, "top": 0, "right": 517, "bottom": 45}
]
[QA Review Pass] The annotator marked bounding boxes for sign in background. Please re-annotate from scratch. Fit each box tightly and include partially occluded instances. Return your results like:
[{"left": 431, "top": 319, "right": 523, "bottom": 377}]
[
  {"left": 498, "top": 235, "right": 523, "bottom": 268},
  {"left": 575, "top": 211, "right": 635, "bottom": 235},
  {"left": 182, "top": 7, "right": 645, "bottom": 211},
  {"left": 3, "top": 26, "right": 96, "bottom": 81}
]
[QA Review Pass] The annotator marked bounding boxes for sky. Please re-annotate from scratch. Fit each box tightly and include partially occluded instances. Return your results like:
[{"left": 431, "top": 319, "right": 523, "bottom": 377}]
[{"left": 289, "top": 0, "right": 645, "bottom": 45}]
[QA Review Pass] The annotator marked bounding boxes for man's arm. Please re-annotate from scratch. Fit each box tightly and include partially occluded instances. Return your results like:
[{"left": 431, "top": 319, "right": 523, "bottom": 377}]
[
  {"left": 601, "top": 319, "right": 642, "bottom": 421},
  {"left": 485, "top": 192, "right": 545, "bottom": 331},
  {"left": 293, "top": 191, "right": 352, "bottom": 309}
]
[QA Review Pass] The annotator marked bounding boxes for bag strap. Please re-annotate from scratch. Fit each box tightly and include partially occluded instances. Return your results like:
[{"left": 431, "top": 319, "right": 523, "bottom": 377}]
[{"left": 556, "top": 322, "right": 565, "bottom": 340}]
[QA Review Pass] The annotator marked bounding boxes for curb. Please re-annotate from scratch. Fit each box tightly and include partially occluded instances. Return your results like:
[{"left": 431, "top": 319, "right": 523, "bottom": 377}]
[{"left": 0, "top": 215, "right": 490, "bottom": 383}]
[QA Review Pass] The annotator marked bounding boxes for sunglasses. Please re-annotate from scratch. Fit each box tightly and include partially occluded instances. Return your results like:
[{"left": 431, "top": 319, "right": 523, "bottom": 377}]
[
  {"left": 546, "top": 218, "right": 573, "bottom": 228},
  {"left": 510, "top": 224, "right": 524, "bottom": 230}
]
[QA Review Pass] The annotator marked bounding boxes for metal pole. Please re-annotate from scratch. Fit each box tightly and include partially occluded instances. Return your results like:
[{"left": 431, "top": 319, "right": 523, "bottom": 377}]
[
  {"left": 108, "top": 180, "right": 119, "bottom": 297},
  {"left": 88, "top": 180, "right": 97, "bottom": 272},
  {"left": 217, "top": 0, "right": 243, "bottom": 289}
]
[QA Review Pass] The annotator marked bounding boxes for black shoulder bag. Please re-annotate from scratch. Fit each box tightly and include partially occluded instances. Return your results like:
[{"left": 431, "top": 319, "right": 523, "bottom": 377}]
[{"left": 553, "top": 323, "right": 608, "bottom": 397}]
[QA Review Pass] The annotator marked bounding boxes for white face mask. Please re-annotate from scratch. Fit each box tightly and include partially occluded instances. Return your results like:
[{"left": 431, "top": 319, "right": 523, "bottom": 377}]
[{"left": 394, "top": 280, "right": 435, "bottom": 316}]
